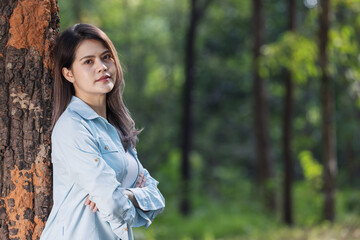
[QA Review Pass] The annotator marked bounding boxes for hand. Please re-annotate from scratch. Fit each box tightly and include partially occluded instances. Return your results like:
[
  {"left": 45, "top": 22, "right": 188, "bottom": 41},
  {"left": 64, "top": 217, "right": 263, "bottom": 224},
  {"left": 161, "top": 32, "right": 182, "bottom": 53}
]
[
  {"left": 125, "top": 172, "right": 147, "bottom": 208},
  {"left": 134, "top": 172, "right": 146, "bottom": 188},
  {"left": 85, "top": 195, "right": 98, "bottom": 213},
  {"left": 125, "top": 189, "right": 140, "bottom": 208}
]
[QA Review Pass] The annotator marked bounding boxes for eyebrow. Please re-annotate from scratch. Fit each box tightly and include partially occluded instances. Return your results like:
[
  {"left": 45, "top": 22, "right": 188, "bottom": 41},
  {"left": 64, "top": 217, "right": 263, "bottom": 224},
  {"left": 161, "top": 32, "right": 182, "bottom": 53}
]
[{"left": 79, "top": 50, "right": 111, "bottom": 61}]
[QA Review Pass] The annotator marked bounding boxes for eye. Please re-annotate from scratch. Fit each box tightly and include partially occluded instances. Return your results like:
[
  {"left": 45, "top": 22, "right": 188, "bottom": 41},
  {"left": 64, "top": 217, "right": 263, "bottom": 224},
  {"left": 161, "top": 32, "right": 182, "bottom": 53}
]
[
  {"left": 84, "top": 59, "right": 93, "bottom": 64},
  {"left": 103, "top": 54, "right": 112, "bottom": 60}
]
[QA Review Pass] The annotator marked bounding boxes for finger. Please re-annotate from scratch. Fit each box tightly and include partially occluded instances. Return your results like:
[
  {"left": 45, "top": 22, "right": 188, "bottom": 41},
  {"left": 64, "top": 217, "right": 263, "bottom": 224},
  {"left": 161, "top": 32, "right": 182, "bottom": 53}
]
[
  {"left": 140, "top": 176, "right": 146, "bottom": 188},
  {"left": 90, "top": 201, "right": 96, "bottom": 210},
  {"left": 139, "top": 172, "right": 145, "bottom": 184},
  {"left": 93, "top": 206, "right": 98, "bottom": 213},
  {"left": 138, "top": 175, "right": 145, "bottom": 187},
  {"left": 85, "top": 196, "right": 90, "bottom": 205},
  {"left": 135, "top": 174, "right": 143, "bottom": 188}
]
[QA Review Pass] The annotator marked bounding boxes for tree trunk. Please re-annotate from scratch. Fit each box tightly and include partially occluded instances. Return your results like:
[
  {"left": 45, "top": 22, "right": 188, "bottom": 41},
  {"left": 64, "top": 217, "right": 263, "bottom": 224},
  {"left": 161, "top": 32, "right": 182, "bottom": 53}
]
[
  {"left": 180, "top": 0, "right": 199, "bottom": 216},
  {"left": 0, "top": 1, "right": 59, "bottom": 239},
  {"left": 252, "top": 0, "right": 274, "bottom": 209},
  {"left": 282, "top": 0, "right": 296, "bottom": 226},
  {"left": 319, "top": 0, "right": 337, "bottom": 222},
  {"left": 180, "top": 0, "right": 211, "bottom": 216}
]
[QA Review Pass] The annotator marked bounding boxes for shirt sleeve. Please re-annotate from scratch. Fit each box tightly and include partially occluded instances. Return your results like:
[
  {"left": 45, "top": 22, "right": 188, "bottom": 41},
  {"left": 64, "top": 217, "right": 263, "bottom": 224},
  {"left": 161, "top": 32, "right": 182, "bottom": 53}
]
[
  {"left": 52, "top": 117, "right": 136, "bottom": 236},
  {"left": 127, "top": 167, "right": 165, "bottom": 228}
]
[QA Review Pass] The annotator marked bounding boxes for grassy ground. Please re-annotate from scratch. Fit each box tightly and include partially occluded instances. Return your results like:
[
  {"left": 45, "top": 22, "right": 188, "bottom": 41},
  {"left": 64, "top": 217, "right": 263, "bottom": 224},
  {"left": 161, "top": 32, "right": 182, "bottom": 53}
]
[
  {"left": 234, "top": 216, "right": 360, "bottom": 240},
  {"left": 133, "top": 182, "right": 360, "bottom": 240}
]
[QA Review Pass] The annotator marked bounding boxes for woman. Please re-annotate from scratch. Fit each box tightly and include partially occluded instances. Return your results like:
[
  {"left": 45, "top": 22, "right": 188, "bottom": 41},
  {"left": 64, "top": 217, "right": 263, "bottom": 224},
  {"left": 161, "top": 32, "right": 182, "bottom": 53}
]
[{"left": 40, "top": 23, "right": 165, "bottom": 240}]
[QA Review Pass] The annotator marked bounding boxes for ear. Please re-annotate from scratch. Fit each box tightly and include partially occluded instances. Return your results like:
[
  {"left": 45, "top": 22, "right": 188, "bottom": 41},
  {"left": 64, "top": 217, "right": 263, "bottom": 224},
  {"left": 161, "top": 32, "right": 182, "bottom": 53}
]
[{"left": 62, "top": 67, "right": 75, "bottom": 83}]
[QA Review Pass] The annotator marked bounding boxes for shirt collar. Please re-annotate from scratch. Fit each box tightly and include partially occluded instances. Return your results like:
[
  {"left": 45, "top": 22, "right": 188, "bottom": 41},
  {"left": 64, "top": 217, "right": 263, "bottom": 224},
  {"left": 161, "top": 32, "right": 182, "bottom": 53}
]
[{"left": 68, "top": 96, "right": 101, "bottom": 120}]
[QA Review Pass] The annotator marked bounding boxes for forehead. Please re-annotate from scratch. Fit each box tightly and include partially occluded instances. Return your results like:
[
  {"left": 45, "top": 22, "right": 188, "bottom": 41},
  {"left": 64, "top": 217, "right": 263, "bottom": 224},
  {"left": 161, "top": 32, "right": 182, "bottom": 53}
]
[{"left": 75, "top": 39, "right": 109, "bottom": 59}]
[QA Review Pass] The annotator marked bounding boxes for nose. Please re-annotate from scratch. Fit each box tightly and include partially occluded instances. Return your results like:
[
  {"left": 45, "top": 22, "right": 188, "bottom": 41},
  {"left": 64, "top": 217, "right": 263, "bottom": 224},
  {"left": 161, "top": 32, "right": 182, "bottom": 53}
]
[{"left": 97, "top": 60, "right": 108, "bottom": 73}]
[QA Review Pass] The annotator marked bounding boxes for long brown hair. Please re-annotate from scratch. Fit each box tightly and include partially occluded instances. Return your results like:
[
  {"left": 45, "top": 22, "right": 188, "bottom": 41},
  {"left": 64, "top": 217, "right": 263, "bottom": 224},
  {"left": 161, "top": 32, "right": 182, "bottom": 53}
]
[{"left": 52, "top": 23, "right": 140, "bottom": 148}]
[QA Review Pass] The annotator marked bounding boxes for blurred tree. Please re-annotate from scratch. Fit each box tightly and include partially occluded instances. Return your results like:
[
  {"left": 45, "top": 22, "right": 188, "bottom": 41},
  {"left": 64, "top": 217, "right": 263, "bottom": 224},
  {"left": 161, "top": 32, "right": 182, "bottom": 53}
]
[
  {"left": 252, "top": 0, "right": 274, "bottom": 209},
  {"left": 319, "top": 0, "right": 337, "bottom": 222},
  {"left": 0, "top": 0, "right": 58, "bottom": 239},
  {"left": 181, "top": 0, "right": 213, "bottom": 216},
  {"left": 282, "top": 0, "right": 296, "bottom": 226}
]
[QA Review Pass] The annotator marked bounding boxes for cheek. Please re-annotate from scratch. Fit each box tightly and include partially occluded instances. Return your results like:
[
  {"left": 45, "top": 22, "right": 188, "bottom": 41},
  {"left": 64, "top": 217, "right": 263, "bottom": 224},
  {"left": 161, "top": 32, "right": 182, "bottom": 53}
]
[
  {"left": 110, "top": 64, "right": 117, "bottom": 77},
  {"left": 75, "top": 66, "right": 92, "bottom": 78},
  {"left": 109, "top": 62, "right": 116, "bottom": 72}
]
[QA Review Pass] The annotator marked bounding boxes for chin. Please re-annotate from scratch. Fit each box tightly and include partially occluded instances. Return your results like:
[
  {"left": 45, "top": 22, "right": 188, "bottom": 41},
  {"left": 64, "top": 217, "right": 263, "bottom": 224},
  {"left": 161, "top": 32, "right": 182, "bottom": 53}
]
[{"left": 100, "top": 84, "right": 115, "bottom": 93}]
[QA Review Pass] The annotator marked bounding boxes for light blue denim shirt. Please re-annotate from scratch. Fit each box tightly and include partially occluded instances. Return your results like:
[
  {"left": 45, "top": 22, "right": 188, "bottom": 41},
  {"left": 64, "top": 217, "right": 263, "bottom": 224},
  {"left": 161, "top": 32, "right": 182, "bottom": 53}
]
[{"left": 40, "top": 96, "right": 165, "bottom": 240}]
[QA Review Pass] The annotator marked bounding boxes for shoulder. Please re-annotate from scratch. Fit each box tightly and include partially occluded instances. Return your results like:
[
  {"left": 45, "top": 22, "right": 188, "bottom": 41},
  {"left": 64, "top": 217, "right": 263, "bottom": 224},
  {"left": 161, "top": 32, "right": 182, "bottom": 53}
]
[{"left": 52, "top": 107, "right": 95, "bottom": 143}]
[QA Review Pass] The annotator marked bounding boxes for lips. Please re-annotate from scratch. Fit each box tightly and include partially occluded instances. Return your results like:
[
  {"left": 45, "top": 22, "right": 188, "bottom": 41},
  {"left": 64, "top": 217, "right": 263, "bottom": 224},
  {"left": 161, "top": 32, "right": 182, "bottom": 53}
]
[{"left": 97, "top": 74, "right": 111, "bottom": 82}]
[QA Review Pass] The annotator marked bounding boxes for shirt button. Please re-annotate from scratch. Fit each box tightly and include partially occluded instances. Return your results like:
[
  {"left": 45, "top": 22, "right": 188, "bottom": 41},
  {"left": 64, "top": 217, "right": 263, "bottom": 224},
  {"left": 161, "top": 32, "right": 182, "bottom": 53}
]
[
  {"left": 94, "top": 158, "right": 98, "bottom": 162},
  {"left": 104, "top": 146, "right": 108, "bottom": 150}
]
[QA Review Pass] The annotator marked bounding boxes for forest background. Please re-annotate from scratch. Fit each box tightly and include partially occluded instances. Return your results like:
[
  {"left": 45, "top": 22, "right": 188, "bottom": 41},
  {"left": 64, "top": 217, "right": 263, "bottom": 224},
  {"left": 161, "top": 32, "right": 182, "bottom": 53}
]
[{"left": 59, "top": 0, "right": 360, "bottom": 239}]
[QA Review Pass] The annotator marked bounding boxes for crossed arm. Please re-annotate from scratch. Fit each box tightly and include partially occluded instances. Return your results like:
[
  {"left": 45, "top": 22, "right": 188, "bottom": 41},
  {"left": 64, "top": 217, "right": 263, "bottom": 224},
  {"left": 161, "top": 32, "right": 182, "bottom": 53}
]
[{"left": 85, "top": 172, "right": 147, "bottom": 212}]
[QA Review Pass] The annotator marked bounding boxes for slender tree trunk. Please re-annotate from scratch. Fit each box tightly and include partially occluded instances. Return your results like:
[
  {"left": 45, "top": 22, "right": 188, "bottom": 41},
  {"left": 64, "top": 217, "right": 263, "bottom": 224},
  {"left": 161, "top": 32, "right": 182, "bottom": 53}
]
[
  {"left": 0, "top": 1, "right": 59, "bottom": 239},
  {"left": 181, "top": 0, "right": 199, "bottom": 216},
  {"left": 252, "top": 0, "right": 274, "bottom": 209},
  {"left": 180, "top": 0, "right": 211, "bottom": 215},
  {"left": 319, "top": 0, "right": 337, "bottom": 222},
  {"left": 283, "top": 0, "right": 296, "bottom": 226}
]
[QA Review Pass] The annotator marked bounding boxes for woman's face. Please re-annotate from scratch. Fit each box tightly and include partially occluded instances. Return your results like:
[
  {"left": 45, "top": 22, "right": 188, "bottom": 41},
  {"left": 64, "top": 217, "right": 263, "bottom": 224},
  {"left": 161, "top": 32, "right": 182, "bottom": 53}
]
[{"left": 62, "top": 39, "right": 116, "bottom": 100}]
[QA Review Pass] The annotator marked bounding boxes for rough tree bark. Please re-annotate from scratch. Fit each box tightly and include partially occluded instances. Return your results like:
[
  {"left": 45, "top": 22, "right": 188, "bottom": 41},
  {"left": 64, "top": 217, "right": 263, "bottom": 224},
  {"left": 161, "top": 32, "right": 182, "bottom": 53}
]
[
  {"left": 181, "top": 0, "right": 212, "bottom": 215},
  {"left": 282, "top": 0, "right": 296, "bottom": 226},
  {"left": 252, "top": 0, "right": 274, "bottom": 209},
  {"left": 0, "top": 1, "right": 59, "bottom": 239},
  {"left": 319, "top": 0, "right": 337, "bottom": 222}
]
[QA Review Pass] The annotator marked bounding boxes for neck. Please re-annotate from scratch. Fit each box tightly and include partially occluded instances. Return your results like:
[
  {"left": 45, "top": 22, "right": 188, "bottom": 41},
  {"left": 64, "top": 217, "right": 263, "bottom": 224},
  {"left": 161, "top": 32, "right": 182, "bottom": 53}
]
[{"left": 76, "top": 93, "right": 107, "bottom": 119}]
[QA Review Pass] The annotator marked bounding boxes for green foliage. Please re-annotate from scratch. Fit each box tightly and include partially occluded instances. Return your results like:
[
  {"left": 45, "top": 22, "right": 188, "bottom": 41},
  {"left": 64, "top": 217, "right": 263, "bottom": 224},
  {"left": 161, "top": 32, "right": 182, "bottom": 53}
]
[
  {"left": 293, "top": 182, "right": 323, "bottom": 226},
  {"left": 298, "top": 151, "right": 323, "bottom": 190},
  {"left": 261, "top": 32, "right": 319, "bottom": 84}
]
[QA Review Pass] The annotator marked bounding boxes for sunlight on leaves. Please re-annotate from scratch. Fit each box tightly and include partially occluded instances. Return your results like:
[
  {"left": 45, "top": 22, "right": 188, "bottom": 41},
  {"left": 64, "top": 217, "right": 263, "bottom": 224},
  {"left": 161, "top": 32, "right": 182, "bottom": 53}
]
[
  {"left": 299, "top": 150, "right": 323, "bottom": 189},
  {"left": 261, "top": 32, "right": 319, "bottom": 84}
]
